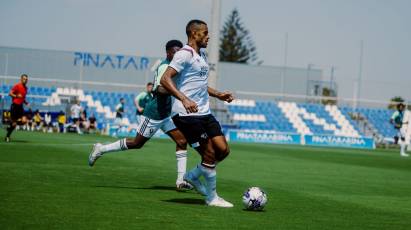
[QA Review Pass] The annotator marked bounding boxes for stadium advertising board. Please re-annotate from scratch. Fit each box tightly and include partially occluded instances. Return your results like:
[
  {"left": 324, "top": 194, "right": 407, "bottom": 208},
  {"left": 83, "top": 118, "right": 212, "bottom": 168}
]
[
  {"left": 304, "top": 134, "right": 375, "bottom": 149},
  {"left": 73, "top": 52, "right": 150, "bottom": 71},
  {"left": 228, "top": 130, "right": 301, "bottom": 145}
]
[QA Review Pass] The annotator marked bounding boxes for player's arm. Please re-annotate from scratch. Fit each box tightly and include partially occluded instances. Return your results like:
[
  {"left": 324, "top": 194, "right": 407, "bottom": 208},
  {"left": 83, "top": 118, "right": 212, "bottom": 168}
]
[
  {"left": 154, "top": 64, "right": 170, "bottom": 95},
  {"left": 390, "top": 112, "right": 397, "bottom": 124},
  {"left": 135, "top": 93, "right": 145, "bottom": 113},
  {"left": 160, "top": 67, "right": 198, "bottom": 113},
  {"left": 9, "top": 86, "right": 21, "bottom": 98},
  {"left": 208, "top": 87, "right": 234, "bottom": 103},
  {"left": 160, "top": 50, "right": 198, "bottom": 113}
]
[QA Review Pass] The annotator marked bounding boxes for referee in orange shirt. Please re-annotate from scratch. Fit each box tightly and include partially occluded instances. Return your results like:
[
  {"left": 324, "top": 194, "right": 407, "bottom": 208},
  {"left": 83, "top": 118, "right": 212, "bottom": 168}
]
[{"left": 5, "top": 74, "right": 30, "bottom": 142}]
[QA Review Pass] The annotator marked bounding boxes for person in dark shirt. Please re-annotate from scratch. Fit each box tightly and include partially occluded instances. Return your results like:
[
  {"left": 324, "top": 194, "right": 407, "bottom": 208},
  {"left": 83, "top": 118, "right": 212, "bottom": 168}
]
[{"left": 5, "top": 74, "right": 30, "bottom": 142}]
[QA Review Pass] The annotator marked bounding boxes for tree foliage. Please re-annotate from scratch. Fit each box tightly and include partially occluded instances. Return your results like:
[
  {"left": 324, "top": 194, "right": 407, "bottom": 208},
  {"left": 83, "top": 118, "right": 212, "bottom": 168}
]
[
  {"left": 219, "top": 9, "right": 260, "bottom": 65},
  {"left": 388, "top": 96, "right": 406, "bottom": 110}
]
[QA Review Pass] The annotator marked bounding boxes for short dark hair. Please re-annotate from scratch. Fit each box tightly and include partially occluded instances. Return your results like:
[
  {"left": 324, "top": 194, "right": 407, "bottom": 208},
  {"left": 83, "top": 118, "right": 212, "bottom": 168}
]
[
  {"left": 166, "top": 40, "right": 183, "bottom": 50},
  {"left": 147, "top": 82, "right": 154, "bottom": 86},
  {"left": 397, "top": 103, "right": 405, "bottom": 109},
  {"left": 186, "top": 19, "right": 207, "bottom": 36},
  {"left": 21, "top": 74, "right": 28, "bottom": 78}
]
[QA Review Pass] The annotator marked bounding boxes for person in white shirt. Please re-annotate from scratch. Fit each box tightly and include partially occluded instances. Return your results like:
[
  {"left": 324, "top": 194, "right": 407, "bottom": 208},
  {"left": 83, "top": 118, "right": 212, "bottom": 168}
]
[
  {"left": 390, "top": 103, "right": 410, "bottom": 156},
  {"left": 161, "top": 19, "right": 235, "bottom": 208},
  {"left": 43, "top": 112, "right": 52, "bottom": 133},
  {"left": 70, "top": 100, "right": 83, "bottom": 134}
]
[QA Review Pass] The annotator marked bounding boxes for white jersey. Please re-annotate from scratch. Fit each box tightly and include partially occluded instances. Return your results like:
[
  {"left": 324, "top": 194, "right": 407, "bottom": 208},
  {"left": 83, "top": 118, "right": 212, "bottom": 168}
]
[
  {"left": 169, "top": 45, "right": 210, "bottom": 116},
  {"left": 44, "top": 113, "right": 52, "bottom": 124},
  {"left": 402, "top": 110, "right": 411, "bottom": 142},
  {"left": 71, "top": 104, "right": 82, "bottom": 119}
]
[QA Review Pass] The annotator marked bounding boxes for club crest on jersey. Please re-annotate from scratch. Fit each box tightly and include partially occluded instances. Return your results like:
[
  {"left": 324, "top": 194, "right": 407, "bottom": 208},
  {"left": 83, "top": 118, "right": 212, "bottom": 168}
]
[{"left": 201, "top": 133, "right": 208, "bottom": 139}]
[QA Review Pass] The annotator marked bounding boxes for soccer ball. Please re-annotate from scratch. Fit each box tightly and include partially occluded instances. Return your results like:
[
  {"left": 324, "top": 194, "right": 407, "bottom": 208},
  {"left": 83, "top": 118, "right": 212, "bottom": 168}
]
[{"left": 242, "top": 187, "right": 268, "bottom": 211}]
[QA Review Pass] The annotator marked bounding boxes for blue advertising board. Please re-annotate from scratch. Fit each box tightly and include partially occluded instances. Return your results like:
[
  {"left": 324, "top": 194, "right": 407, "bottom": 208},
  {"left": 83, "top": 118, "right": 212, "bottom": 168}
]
[
  {"left": 228, "top": 130, "right": 301, "bottom": 145},
  {"left": 304, "top": 134, "right": 375, "bottom": 149}
]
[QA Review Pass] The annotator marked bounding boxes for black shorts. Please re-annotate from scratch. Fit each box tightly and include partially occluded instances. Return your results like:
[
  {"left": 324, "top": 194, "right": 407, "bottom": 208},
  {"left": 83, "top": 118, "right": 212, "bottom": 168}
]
[
  {"left": 72, "top": 118, "right": 79, "bottom": 123},
  {"left": 172, "top": 114, "right": 224, "bottom": 147},
  {"left": 10, "top": 103, "right": 24, "bottom": 121}
]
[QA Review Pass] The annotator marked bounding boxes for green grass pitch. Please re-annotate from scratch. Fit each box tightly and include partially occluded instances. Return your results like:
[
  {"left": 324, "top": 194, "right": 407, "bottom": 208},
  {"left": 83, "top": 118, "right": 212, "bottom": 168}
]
[{"left": 1, "top": 130, "right": 411, "bottom": 229}]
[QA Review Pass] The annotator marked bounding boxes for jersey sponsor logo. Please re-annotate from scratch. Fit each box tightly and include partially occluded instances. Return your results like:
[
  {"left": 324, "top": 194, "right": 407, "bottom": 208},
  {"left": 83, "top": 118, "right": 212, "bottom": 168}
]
[
  {"left": 201, "top": 133, "right": 208, "bottom": 139},
  {"left": 73, "top": 52, "right": 150, "bottom": 71},
  {"left": 200, "top": 66, "right": 208, "bottom": 77}
]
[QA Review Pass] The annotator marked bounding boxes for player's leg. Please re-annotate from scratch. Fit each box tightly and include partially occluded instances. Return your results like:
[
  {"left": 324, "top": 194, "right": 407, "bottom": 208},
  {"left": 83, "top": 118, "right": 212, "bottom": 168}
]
[
  {"left": 165, "top": 126, "right": 192, "bottom": 189},
  {"left": 195, "top": 138, "right": 233, "bottom": 207},
  {"left": 399, "top": 129, "right": 409, "bottom": 157},
  {"left": 88, "top": 116, "right": 155, "bottom": 166},
  {"left": 172, "top": 115, "right": 207, "bottom": 195},
  {"left": 75, "top": 119, "right": 82, "bottom": 134},
  {"left": 5, "top": 121, "right": 17, "bottom": 142},
  {"left": 211, "top": 135, "right": 230, "bottom": 162},
  {"left": 202, "top": 114, "right": 230, "bottom": 162},
  {"left": 172, "top": 115, "right": 232, "bottom": 207},
  {"left": 199, "top": 115, "right": 232, "bottom": 207},
  {"left": 5, "top": 104, "right": 21, "bottom": 142}
]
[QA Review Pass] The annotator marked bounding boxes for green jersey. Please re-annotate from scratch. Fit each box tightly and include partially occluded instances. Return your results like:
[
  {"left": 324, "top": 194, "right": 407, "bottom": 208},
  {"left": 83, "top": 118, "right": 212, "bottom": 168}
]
[
  {"left": 135, "top": 91, "right": 153, "bottom": 115},
  {"left": 391, "top": 110, "right": 404, "bottom": 128},
  {"left": 143, "top": 60, "right": 172, "bottom": 120}
]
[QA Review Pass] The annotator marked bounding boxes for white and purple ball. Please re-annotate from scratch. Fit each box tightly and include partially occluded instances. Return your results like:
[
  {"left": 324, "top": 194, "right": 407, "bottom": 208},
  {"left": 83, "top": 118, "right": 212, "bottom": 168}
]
[{"left": 242, "top": 187, "right": 268, "bottom": 211}]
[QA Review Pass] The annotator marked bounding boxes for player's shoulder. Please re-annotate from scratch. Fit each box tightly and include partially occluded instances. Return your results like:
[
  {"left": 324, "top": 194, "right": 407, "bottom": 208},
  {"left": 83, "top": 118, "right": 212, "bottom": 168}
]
[
  {"left": 158, "top": 60, "right": 170, "bottom": 68},
  {"left": 175, "top": 45, "right": 194, "bottom": 58},
  {"left": 12, "top": 83, "right": 21, "bottom": 89},
  {"left": 138, "top": 91, "right": 147, "bottom": 97}
]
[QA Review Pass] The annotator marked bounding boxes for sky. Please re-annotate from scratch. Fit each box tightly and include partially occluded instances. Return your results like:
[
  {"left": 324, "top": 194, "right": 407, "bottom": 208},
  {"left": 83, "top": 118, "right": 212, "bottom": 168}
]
[{"left": 1, "top": 0, "right": 410, "bottom": 103}]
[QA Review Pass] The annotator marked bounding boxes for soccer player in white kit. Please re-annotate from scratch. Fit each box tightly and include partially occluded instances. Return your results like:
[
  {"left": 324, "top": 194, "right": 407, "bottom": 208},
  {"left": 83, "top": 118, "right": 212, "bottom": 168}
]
[
  {"left": 390, "top": 103, "right": 410, "bottom": 157},
  {"left": 161, "top": 20, "right": 235, "bottom": 208},
  {"left": 70, "top": 100, "right": 83, "bottom": 134}
]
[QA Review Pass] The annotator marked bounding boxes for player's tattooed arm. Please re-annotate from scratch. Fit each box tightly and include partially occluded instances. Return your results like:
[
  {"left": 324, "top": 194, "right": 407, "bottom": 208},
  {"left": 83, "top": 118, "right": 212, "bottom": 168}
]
[
  {"left": 161, "top": 67, "right": 198, "bottom": 113},
  {"left": 208, "top": 87, "right": 234, "bottom": 103}
]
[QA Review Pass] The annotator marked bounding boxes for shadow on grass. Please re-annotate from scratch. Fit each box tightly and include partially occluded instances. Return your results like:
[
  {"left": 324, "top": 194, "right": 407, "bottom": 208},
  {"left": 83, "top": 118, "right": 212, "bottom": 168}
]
[
  {"left": 242, "top": 209, "right": 267, "bottom": 213},
  {"left": 95, "top": 185, "right": 178, "bottom": 191},
  {"left": 5, "top": 139, "right": 30, "bottom": 143},
  {"left": 163, "top": 198, "right": 204, "bottom": 205}
]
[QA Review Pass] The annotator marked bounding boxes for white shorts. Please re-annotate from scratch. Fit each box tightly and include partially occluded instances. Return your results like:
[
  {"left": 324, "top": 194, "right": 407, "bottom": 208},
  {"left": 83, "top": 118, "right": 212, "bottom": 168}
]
[
  {"left": 136, "top": 115, "right": 176, "bottom": 138},
  {"left": 397, "top": 126, "right": 407, "bottom": 139}
]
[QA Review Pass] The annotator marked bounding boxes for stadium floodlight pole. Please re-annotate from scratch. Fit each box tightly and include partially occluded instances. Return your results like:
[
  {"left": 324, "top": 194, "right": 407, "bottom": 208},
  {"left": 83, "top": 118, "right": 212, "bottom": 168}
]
[
  {"left": 330, "top": 66, "right": 335, "bottom": 90},
  {"left": 305, "top": 63, "right": 314, "bottom": 101},
  {"left": 1, "top": 53, "right": 8, "bottom": 128},
  {"left": 357, "top": 40, "right": 364, "bottom": 108},
  {"left": 281, "top": 32, "right": 288, "bottom": 98},
  {"left": 79, "top": 59, "right": 83, "bottom": 91},
  {"left": 353, "top": 40, "right": 364, "bottom": 110},
  {"left": 208, "top": 0, "right": 221, "bottom": 109}
]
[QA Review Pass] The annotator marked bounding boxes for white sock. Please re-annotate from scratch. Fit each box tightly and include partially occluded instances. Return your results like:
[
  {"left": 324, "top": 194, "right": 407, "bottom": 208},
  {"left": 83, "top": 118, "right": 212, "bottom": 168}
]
[
  {"left": 400, "top": 142, "right": 406, "bottom": 154},
  {"left": 100, "top": 138, "right": 128, "bottom": 154},
  {"left": 199, "top": 164, "right": 217, "bottom": 202},
  {"left": 175, "top": 150, "right": 188, "bottom": 184}
]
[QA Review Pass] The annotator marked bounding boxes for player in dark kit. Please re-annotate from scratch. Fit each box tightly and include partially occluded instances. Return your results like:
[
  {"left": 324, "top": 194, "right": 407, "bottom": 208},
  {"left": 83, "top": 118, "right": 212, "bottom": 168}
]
[
  {"left": 5, "top": 74, "right": 30, "bottom": 142},
  {"left": 89, "top": 40, "right": 194, "bottom": 190}
]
